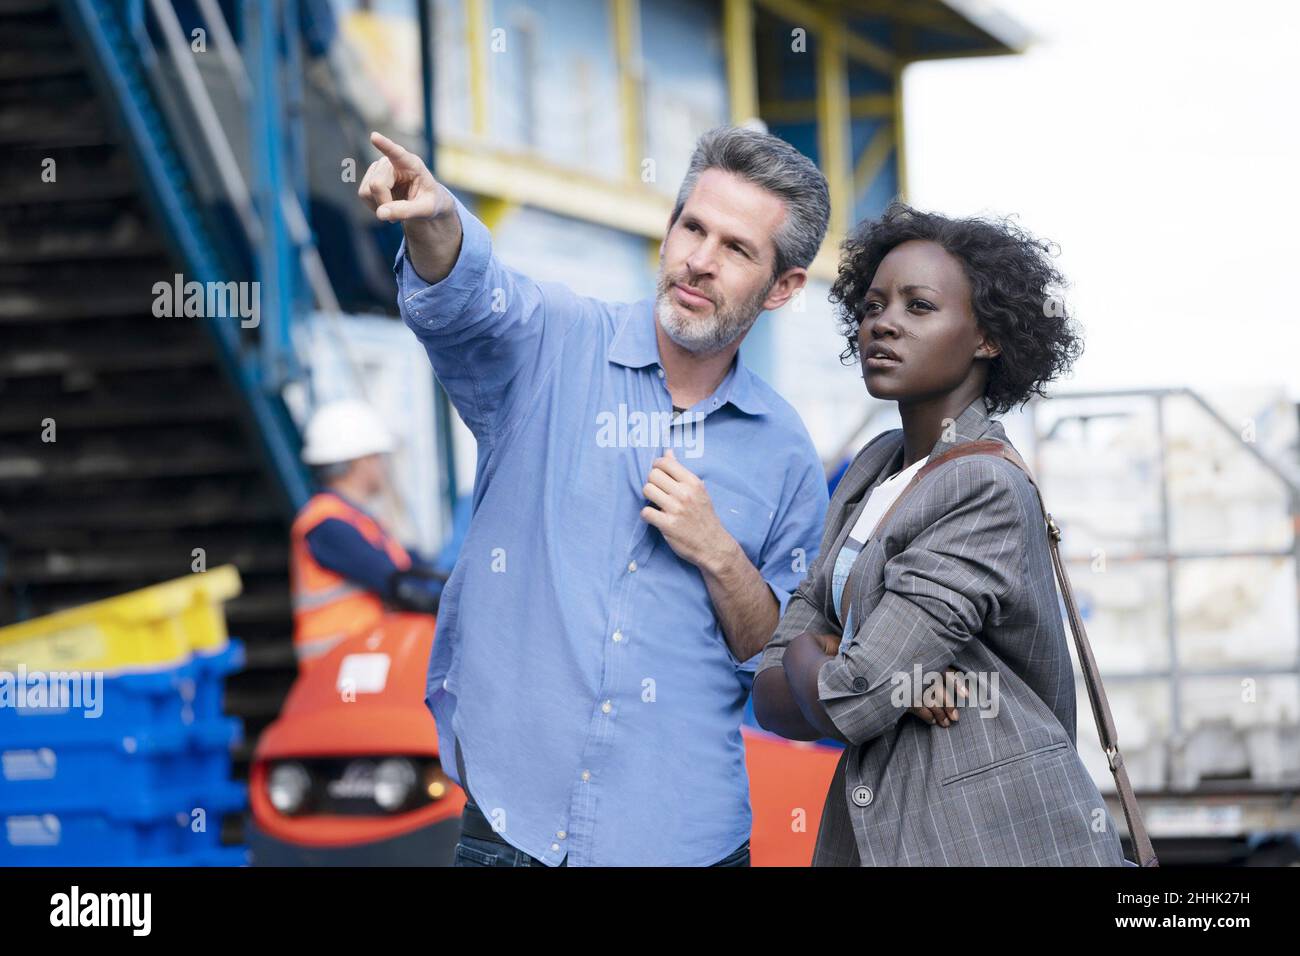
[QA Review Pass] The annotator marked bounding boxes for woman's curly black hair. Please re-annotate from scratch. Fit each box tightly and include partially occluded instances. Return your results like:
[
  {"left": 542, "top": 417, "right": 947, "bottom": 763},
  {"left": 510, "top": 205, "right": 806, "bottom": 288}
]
[{"left": 830, "top": 201, "right": 1083, "bottom": 416}]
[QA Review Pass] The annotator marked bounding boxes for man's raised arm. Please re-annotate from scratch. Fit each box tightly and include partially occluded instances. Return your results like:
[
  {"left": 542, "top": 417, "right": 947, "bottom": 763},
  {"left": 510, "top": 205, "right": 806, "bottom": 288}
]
[
  {"left": 357, "top": 131, "right": 461, "bottom": 284},
  {"left": 357, "top": 130, "right": 588, "bottom": 452}
]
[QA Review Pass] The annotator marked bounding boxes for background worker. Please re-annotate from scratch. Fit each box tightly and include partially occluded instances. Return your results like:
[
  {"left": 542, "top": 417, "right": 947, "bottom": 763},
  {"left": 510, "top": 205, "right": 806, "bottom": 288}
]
[{"left": 289, "top": 399, "right": 447, "bottom": 669}]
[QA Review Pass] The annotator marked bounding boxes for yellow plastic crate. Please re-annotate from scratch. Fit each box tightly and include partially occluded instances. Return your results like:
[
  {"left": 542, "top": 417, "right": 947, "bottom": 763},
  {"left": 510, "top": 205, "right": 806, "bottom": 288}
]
[{"left": 0, "top": 566, "right": 242, "bottom": 675}]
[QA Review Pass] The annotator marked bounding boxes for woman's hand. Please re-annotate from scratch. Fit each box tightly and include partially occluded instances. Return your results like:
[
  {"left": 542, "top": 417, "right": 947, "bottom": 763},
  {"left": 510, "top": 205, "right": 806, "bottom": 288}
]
[
  {"left": 908, "top": 666, "right": 967, "bottom": 728},
  {"left": 811, "top": 632, "right": 841, "bottom": 656},
  {"left": 812, "top": 632, "right": 966, "bottom": 728}
]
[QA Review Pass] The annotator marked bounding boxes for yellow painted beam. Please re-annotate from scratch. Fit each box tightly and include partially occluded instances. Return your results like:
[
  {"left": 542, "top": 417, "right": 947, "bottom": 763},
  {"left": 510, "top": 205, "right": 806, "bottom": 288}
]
[
  {"left": 753, "top": 0, "right": 896, "bottom": 72},
  {"left": 852, "top": 92, "right": 894, "bottom": 117},
  {"left": 475, "top": 197, "right": 518, "bottom": 232},
  {"left": 611, "top": 0, "right": 644, "bottom": 181},
  {"left": 436, "top": 139, "right": 672, "bottom": 238},
  {"left": 646, "top": 236, "right": 663, "bottom": 273},
  {"left": 809, "top": 237, "right": 842, "bottom": 281},
  {"left": 852, "top": 121, "right": 895, "bottom": 202},
  {"left": 756, "top": 99, "right": 815, "bottom": 125},
  {"left": 759, "top": 92, "right": 893, "bottom": 124},
  {"left": 465, "top": 0, "right": 488, "bottom": 137},
  {"left": 843, "top": 31, "right": 896, "bottom": 73},
  {"left": 891, "top": 69, "right": 908, "bottom": 201},
  {"left": 756, "top": 99, "right": 816, "bottom": 125},
  {"left": 436, "top": 138, "right": 845, "bottom": 282},
  {"left": 816, "top": 23, "right": 851, "bottom": 238},
  {"left": 723, "top": 0, "right": 759, "bottom": 124},
  {"left": 890, "top": 22, "right": 912, "bottom": 201}
]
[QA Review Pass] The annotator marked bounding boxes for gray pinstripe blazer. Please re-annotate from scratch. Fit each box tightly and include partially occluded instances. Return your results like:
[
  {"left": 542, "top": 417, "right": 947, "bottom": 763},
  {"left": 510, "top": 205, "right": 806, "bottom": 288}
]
[{"left": 758, "top": 396, "right": 1125, "bottom": 866}]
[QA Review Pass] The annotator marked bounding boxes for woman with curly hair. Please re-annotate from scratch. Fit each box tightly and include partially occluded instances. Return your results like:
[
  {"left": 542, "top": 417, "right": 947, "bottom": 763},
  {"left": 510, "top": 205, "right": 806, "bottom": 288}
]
[{"left": 753, "top": 202, "right": 1125, "bottom": 866}]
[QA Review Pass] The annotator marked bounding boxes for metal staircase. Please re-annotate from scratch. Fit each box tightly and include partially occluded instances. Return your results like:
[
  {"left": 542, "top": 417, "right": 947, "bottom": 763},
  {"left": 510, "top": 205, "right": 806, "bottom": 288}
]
[{"left": 0, "top": 0, "right": 307, "bottom": 773}]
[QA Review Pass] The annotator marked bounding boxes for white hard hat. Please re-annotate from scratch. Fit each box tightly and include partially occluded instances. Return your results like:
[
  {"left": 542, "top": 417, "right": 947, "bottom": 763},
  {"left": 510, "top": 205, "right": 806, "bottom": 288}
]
[{"left": 300, "top": 399, "right": 395, "bottom": 465}]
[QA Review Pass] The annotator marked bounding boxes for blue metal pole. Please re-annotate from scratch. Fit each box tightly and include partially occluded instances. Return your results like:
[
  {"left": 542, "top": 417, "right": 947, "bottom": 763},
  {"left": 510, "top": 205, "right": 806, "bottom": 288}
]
[
  {"left": 247, "top": 0, "right": 295, "bottom": 391},
  {"left": 418, "top": 0, "right": 459, "bottom": 523},
  {"left": 282, "top": 0, "right": 312, "bottom": 320}
]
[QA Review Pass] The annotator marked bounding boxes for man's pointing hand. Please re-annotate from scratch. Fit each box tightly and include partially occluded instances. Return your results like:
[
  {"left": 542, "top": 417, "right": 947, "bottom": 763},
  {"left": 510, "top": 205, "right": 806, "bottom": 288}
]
[
  {"left": 359, "top": 130, "right": 462, "bottom": 284},
  {"left": 358, "top": 130, "right": 452, "bottom": 223}
]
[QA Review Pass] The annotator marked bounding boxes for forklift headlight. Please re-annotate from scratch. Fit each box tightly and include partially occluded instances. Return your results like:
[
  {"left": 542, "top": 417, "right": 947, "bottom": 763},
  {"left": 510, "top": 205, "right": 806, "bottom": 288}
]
[
  {"left": 268, "top": 762, "right": 312, "bottom": 815},
  {"left": 374, "top": 758, "right": 417, "bottom": 812}
]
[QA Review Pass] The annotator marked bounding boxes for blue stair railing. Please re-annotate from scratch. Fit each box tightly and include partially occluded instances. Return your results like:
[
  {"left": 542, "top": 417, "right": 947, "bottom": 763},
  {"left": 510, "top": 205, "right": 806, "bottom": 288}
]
[{"left": 58, "top": 0, "right": 312, "bottom": 512}]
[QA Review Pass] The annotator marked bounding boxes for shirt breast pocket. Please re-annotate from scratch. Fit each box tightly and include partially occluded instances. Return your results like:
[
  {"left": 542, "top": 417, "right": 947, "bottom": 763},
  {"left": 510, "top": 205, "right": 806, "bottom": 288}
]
[{"left": 707, "top": 484, "right": 775, "bottom": 569}]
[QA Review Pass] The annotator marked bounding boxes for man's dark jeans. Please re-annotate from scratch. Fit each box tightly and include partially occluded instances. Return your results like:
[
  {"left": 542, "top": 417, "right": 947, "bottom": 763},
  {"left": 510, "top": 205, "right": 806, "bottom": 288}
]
[{"left": 452, "top": 799, "right": 751, "bottom": 867}]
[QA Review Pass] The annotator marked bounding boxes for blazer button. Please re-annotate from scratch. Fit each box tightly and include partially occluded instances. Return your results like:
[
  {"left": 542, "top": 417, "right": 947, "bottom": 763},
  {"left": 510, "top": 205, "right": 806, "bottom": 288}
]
[
  {"left": 852, "top": 785, "right": 874, "bottom": 807},
  {"left": 852, "top": 677, "right": 868, "bottom": 692}
]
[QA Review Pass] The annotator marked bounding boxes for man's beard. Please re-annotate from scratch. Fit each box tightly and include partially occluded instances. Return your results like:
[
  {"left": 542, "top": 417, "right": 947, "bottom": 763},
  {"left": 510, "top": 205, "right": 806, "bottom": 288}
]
[{"left": 654, "top": 271, "right": 773, "bottom": 355}]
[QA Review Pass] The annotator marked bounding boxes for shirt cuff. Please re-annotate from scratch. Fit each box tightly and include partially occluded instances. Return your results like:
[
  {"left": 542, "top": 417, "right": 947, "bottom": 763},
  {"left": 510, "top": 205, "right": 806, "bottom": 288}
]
[
  {"left": 750, "top": 580, "right": 794, "bottom": 676},
  {"left": 393, "top": 193, "right": 492, "bottom": 331},
  {"left": 766, "top": 578, "right": 793, "bottom": 619}
]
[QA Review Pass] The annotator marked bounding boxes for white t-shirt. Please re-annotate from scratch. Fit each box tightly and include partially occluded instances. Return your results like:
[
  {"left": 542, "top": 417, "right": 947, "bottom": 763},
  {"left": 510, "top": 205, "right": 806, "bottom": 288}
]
[{"left": 831, "top": 454, "right": 930, "bottom": 640}]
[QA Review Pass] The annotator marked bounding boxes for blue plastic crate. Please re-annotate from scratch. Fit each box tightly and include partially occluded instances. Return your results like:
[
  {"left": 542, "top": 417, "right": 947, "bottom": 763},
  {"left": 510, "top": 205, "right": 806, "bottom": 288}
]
[
  {"left": 0, "top": 780, "right": 247, "bottom": 866},
  {"left": 0, "top": 640, "right": 244, "bottom": 749},
  {"left": 2, "top": 811, "right": 184, "bottom": 863},
  {"left": 186, "top": 641, "right": 244, "bottom": 723},
  {"left": 139, "top": 845, "right": 251, "bottom": 867},
  {"left": 0, "top": 716, "right": 242, "bottom": 815},
  {"left": 0, "top": 667, "right": 187, "bottom": 748}
]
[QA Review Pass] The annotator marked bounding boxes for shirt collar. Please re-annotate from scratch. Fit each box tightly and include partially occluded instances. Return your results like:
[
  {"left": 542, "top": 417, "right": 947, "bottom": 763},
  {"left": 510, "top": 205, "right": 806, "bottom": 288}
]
[
  {"left": 608, "top": 301, "right": 770, "bottom": 417},
  {"left": 719, "top": 359, "right": 770, "bottom": 416},
  {"left": 607, "top": 300, "right": 661, "bottom": 370}
]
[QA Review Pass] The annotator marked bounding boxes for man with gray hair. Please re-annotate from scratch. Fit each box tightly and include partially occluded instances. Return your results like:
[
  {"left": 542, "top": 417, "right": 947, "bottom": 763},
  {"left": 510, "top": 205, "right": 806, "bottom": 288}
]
[{"left": 358, "top": 124, "right": 830, "bottom": 866}]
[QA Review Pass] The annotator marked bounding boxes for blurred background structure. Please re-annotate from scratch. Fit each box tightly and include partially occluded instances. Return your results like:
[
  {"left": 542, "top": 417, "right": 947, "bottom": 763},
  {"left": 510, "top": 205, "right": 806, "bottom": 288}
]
[{"left": 0, "top": 0, "right": 1296, "bottom": 865}]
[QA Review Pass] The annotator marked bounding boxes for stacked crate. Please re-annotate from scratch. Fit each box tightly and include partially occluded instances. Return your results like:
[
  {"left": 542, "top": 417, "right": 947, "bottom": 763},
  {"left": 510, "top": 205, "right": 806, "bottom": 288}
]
[{"left": 0, "top": 566, "right": 249, "bottom": 865}]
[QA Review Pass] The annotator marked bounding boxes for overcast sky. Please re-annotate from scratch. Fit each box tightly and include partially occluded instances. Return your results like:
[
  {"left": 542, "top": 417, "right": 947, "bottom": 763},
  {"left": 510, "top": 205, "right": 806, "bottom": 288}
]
[{"left": 903, "top": 0, "right": 1300, "bottom": 401}]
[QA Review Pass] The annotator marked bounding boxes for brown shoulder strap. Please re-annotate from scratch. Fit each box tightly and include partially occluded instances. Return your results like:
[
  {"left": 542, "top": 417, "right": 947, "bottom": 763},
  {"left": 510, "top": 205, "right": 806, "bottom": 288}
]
[{"left": 837, "top": 439, "right": 1158, "bottom": 866}]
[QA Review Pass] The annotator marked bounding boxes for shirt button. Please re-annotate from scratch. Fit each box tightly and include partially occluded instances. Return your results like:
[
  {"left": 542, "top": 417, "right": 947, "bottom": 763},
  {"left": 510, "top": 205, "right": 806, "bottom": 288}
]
[
  {"left": 551, "top": 843, "right": 561, "bottom": 852},
  {"left": 627, "top": 560, "right": 637, "bottom": 573},
  {"left": 556, "top": 830, "right": 566, "bottom": 840},
  {"left": 601, "top": 700, "right": 612, "bottom": 714},
  {"left": 612, "top": 630, "right": 623, "bottom": 643},
  {"left": 581, "top": 770, "right": 591, "bottom": 782},
  {"left": 852, "top": 785, "right": 874, "bottom": 807},
  {"left": 657, "top": 368, "right": 665, "bottom": 379}
]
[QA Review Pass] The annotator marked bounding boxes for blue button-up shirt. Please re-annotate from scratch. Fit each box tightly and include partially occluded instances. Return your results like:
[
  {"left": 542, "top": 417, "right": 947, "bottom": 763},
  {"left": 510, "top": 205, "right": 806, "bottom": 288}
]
[{"left": 396, "top": 195, "right": 828, "bottom": 866}]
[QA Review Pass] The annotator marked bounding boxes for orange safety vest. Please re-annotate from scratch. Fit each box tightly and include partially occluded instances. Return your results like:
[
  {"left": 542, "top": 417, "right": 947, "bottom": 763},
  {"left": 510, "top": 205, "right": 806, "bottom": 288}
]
[{"left": 289, "top": 492, "right": 412, "bottom": 666}]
